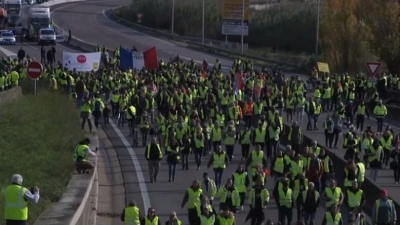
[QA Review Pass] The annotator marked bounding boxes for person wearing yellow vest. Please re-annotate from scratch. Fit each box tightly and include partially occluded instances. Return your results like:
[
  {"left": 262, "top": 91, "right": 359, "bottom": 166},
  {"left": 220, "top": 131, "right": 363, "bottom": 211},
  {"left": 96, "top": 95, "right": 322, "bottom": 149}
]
[
  {"left": 181, "top": 180, "right": 203, "bottom": 225},
  {"left": 232, "top": 165, "right": 249, "bottom": 211},
  {"left": 74, "top": 138, "right": 97, "bottom": 174},
  {"left": 271, "top": 150, "right": 287, "bottom": 184},
  {"left": 355, "top": 101, "right": 369, "bottom": 132},
  {"left": 207, "top": 145, "right": 229, "bottom": 187},
  {"left": 218, "top": 178, "right": 240, "bottom": 212},
  {"left": 120, "top": 200, "right": 142, "bottom": 225},
  {"left": 211, "top": 121, "right": 223, "bottom": 152},
  {"left": 217, "top": 206, "right": 236, "bottom": 225},
  {"left": 373, "top": 100, "right": 388, "bottom": 135},
  {"left": 50, "top": 74, "right": 57, "bottom": 90},
  {"left": 268, "top": 121, "right": 281, "bottom": 159},
  {"left": 355, "top": 157, "right": 365, "bottom": 187},
  {"left": 322, "top": 179, "right": 344, "bottom": 209},
  {"left": 92, "top": 93, "right": 105, "bottom": 128},
  {"left": 300, "top": 182, "right": 320, "bottom": 225},
  {"left": 344, "top": 181, "right": 365, "bottom": 220},
  {"left": 247, "top": 178, "right": 270, "bottom": 225},
  {"left": 254, "top": 123, "right": 266, "bottom": 151},
  {"left": 372, "top": 189, "right": 397, "bottom": 225},
  {"left": 4, "top": 174, "right": 40, "bottom": 225},
  {"left": 224, "top": 125, "right": 237, "bottom": 161},
  {"left": 368, "top": 138, "right": 383, "bottom": 182},
  {"left": 239, "top": 126, "right": 252, "bottom": 160},
  {"left": 380, "top": 130, "right": 394, "bottom": 168},
  {"left": 322, "top": 205, "right": 342, "bottom": 225},
  {"left": 145, "top": 137, "right": 163, "bottom": 183},
  {"left": 318, "top": 148, "right": 334, "bottom": 191},
  {"left": 245, "top": 145, "right": 267, "bottom": 183},
  {"left": 275, "top": 179, "right": 294, "bottom": 225},
  {"left": 141, "top": 207, "right": 161, "bottom": 225},
  {"left": 199, "top": 204, "right": 216, "bottom": 225},
  {"left": 80, "top": 96, "right": 93, "bottom": 132},
  {"left": 293, "top": 173, "right": 308, "bottom": 220},
  {"left": 165, "top": 211, "right": 182, "bottom": 225}
]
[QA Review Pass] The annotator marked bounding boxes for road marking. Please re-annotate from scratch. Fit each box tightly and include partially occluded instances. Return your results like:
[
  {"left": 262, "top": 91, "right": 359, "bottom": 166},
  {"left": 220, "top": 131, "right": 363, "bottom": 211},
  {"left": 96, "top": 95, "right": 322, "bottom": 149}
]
[
  {"left": 0, "top": 46, "right": 17, "bottom": 57},
  {"left": 109, "top": 119, "right": 151, "bottom": 210},
  {"left": 23, "top": 42, "right": 38, "bottom": 50}
]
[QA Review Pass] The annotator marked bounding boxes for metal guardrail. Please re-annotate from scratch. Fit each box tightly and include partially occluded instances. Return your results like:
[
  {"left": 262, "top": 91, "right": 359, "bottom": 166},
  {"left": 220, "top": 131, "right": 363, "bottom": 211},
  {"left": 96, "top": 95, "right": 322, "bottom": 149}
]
[
  {"left": 109, "top": 8, "right": 228, "bottom": 46},
  {"left": 110, "top": 7, "right": 312, "bottom": 72},
  {"left": 185, "top": 40, "right": 310, "bottom": 70}
]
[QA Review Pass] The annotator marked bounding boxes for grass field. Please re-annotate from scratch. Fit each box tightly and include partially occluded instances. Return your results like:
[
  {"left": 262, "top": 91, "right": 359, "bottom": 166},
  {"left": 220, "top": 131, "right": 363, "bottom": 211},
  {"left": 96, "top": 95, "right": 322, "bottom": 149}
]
[{"left": 0, "top": 89, "right": 85, "bottom": 224}]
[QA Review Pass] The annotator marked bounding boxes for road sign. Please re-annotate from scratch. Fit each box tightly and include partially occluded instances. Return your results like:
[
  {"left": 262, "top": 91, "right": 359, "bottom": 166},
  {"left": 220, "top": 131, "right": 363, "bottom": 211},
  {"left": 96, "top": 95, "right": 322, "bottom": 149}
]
[
  {"left": 27, "top": 62, "right": 43, "bottom": 79},
  {"left": 222, "top": 0, "right": 251, "bottom": 36},
  {"left": 365, "top": 61, "right": 382, "bottom": 77},
  {"left": 221, "top": 19, "right": 249, "bottom": 36},
  {"left": 223, "top": 0, "right": 251, "bottom": 20}
]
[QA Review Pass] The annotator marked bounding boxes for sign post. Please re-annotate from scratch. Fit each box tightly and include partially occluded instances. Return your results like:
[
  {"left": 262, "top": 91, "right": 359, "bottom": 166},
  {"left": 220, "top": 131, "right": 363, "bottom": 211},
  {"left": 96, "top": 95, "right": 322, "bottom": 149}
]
[
  {"left": 27, "top": 62, "right": 43, "bottom": 96},
  {"left": 137, "top": 13, "right": 143, "bottom": 23},
  {"left": 222, "top": 0, "right": 250, "bottom": 39},
  {"left": 365, "top": 61, "right": 382, "bottom": 78}
]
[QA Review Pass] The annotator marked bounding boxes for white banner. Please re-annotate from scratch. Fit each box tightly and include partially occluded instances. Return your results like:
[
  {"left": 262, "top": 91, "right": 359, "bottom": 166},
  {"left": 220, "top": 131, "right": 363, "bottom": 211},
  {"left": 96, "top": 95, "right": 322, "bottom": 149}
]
[
  {"left": 63, "top": 52, "right": 101, "bottom": 72},
  {"left": 132, "top": 51, "right": 145, "bottom": 69}
]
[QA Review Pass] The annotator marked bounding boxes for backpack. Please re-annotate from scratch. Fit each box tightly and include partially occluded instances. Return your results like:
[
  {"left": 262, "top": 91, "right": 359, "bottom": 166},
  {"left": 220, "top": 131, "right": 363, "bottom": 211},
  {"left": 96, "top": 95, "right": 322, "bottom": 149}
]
[{"left": 94, "top": 100, "right": 101, "bottom": 112}]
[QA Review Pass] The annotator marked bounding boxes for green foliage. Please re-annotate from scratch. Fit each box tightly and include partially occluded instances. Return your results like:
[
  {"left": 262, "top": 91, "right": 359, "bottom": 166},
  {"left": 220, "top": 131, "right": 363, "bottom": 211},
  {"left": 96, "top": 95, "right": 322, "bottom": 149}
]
[
  {"left": 0, "top": 90, "right": 85, "bottom": 224},
  {"left": 118, "top": 0, "right": 318, "bottom": 54}
]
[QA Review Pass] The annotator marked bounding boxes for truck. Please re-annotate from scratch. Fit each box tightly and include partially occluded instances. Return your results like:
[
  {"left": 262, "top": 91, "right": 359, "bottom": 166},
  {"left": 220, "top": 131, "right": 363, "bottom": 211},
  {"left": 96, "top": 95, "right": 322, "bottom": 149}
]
[
  {"left": 2, "top": 0, "right": 22, "bottom": 26},
  {"left": 21, "top": 6, "right": 51, "bottom": 40}
]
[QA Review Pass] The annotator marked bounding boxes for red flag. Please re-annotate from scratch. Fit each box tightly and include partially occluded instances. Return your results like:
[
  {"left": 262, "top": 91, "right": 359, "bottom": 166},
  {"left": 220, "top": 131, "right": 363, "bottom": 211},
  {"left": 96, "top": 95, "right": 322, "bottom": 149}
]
[{"left": 143, "top": 47, "right": 158, "bottom": 69}]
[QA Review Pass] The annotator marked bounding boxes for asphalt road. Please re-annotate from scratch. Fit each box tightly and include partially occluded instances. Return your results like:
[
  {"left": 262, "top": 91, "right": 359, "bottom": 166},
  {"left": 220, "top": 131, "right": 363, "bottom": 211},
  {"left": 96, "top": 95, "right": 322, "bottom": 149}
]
[{"left": 0, "top": 0, "right": 381, "bottom": 223}]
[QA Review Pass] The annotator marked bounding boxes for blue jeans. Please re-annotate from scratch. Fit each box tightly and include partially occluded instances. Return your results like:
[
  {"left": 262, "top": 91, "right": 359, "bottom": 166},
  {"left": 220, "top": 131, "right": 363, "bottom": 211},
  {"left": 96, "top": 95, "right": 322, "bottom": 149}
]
[
  {"left": 213, "top": 168, "right": 224, "bottom": 187},
  {"left": 194, "top": 148, "right": 203, "bottom": 168},
  {"left": 168, "top": 163, "right": 176, "bottom": 179},
  {"left": 303, "top": 211, "right": 316, "bottom": 225}
]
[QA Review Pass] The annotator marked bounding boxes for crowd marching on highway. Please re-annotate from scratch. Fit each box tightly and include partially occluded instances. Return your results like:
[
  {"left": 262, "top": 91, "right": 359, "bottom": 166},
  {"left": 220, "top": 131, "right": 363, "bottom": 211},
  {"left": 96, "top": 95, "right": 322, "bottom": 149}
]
[{"left": 2, "top": 45, "right": 400, "bottom": 225}]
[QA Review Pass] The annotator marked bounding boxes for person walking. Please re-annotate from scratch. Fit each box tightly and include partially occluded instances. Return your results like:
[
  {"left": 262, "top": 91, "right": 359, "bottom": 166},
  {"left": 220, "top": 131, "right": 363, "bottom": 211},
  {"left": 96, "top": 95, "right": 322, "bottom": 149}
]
[
  {"left": 120, "top": 200, "right": 141, "bottom": 225},
  {"left": 390, "top": 147, "right": 400, "bottom": 184},
  {"left": 145, "top": 137, "right": 163, "bottom": 183},
  {"left": 181, "top": 180, "right": 203, "bottom": 225},
  {"left": 247, "top": 178, "right": 270, "bottom": 225},
  {"left": 372, "top": 189, "right": 397, "bottom": 225},
  {"left": 4, "top": 174, "right": 40, "bottom": 225},
  {"left": 300, "top": 182, "right": 320, "bottom": 225},
  {"left": 141, "top": 207, "right": 161, "bottom": 225}
]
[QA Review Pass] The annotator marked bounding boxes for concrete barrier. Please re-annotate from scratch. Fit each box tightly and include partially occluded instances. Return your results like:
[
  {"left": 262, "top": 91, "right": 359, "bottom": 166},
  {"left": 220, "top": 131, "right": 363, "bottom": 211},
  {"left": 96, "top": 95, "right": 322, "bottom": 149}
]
[
  {"left": 33, "top": 130, "right": 99, "bottom": 225},
  {"left": 0, "top": 87, "right": 23, "bottom": 105}
]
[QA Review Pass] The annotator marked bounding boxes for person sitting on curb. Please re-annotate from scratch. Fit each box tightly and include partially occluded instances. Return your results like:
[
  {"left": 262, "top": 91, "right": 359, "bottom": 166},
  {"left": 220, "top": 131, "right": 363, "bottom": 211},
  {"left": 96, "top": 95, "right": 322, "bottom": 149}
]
[{"left": 74, "top": 138, "right": 98, "bottom": 174}]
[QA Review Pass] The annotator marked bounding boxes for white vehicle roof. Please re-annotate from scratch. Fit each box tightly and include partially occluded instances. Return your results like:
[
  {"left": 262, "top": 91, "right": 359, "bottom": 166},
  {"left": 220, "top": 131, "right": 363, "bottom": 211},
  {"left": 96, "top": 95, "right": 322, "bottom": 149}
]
[
  {"left": 30, "top": 12, "right": 50, "bottom": 18},
  {"left": 1, "top": 32, "right": 14, "bottom": 36}
]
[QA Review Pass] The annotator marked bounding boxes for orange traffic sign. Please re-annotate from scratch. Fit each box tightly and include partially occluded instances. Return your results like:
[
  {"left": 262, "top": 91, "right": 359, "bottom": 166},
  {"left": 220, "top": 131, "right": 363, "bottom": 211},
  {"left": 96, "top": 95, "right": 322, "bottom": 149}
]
[{"left": 223, "top": 0, "right": 251, "bottom": 21}]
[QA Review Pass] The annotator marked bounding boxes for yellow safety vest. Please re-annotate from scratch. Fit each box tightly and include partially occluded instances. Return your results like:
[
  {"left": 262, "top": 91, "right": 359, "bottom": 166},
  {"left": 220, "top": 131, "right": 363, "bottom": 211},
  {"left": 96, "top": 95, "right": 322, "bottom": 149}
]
[
  {"left": 278, "top": 188, "right": 292, "bottom": 208},
  {"left": 325, "top": 187, "right": 341, "bottom": 207},
  {"left": 251, "top": 151, "right": 264, "bottom": 167},
  {"left": 357, "top": 162, "right": 365, "bottom": 183},
  {"left": 240, "top": 130, "right": 251, "bottom": 144},
  {"left": 212, "top": 127, "right": 222, "bottom": 141},
  {"left": 76, "top": 144, "right": 89, "bottom": 161},
  {"left": 344, "top": 168, "right": 358, "bottom": 187},
  {"left": 346, "top": 190, "right": 363, "bottom": 208},
  {"left": 249, "top": 188, "right": 270, "bottom": 207},
  {"left": 233, "top": 172, "right": 247, "bottom": 192},
  {"left": 357, "top": 105, "right": 366, "bottom": 115},
  {"left": 213, "top": 152, "right": 226, "bottom": 168},
  {"left": 218, "top": 215, "right": 235, "bottom": 225},
  {"left": 255, "top": 128, "right": 266, "bottom": 143},
  {"left": 325, "top": 212, "right": 341, "bottom": 225},
  {"left": 4, "top": 185, "right": 28, "bottom": 220},
  {"left": 199, "top": 215, "right": 215, "bottom": 225},
  {"left": 290, "top": 160, "right": 303, "bottom": 176},
  {"left": 187, "top": 188, "right": 203, "bottom": 209},
  {"left": 124, "top": 206, "right": 140, "bottom": 225},
  {"left": 145, "top": 216, "right": 159, "bottom": 225},
  {"left": 146, "top": 144, "right": 162, "bottom": 159},
  {"left": 274, "top": 157, "right": 284, "bottom": 173}
]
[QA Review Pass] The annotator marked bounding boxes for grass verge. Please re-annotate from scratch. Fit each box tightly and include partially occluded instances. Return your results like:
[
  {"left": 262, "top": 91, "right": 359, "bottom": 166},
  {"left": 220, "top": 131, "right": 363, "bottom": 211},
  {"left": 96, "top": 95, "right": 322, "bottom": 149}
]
[{"left": 0, "top": 89, "right": 85, "bottom": 224}]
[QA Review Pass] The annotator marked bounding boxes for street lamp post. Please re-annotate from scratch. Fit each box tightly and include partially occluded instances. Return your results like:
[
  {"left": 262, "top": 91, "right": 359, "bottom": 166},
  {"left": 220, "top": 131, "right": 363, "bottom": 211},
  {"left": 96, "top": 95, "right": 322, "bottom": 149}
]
[
  {"left": 202, "top": 0, "right": 205, "bottom": 44},
  {"left": 315, "top": 0, "right": 321, "bottom": 58},
  {"left": 171, "top": 0, "right": 175, "bottom": 35},
  {"left": 240, "top": 0, "right": 244, "bottom": 54}
]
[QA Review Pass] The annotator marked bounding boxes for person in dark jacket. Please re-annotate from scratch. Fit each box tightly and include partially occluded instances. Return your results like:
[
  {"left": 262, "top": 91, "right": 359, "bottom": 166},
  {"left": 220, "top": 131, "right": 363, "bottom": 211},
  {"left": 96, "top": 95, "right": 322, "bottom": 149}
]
[
  {"left": 390, "top": 147, "right": 400, "bottom": 184},
  {"left": 145, "top": 137, "right": 163, "bottom": 183},
  {"left": 288, "top": 122, "right": 303, "bottom": 154},
  {"left": 166, "top": 138, "right": 180, "bottom": 182},
  {"left": 299, "top": 182, "right": 320, "bottom": 225}
]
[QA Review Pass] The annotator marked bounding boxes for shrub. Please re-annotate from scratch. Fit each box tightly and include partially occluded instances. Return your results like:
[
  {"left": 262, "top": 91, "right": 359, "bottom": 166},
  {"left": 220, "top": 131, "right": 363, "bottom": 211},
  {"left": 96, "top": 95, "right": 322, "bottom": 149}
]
[
  {"left": 0, "top": 89, "right": 85, "bottom": 224},
  {"left": 118, "top": 0, "right": 317, "bottom": 54}
]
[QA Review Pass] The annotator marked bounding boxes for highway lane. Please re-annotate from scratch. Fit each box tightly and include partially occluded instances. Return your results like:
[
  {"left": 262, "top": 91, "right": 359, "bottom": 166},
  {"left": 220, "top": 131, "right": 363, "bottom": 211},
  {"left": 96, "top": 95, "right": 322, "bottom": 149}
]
[
  {"left": 102, "top": 119, "right": 330, "bottom": 224},
  {"left": 0, "top": 42, "right": 79, "bottom": 64},
  {"left": 50, "top": 0, "right": 236, "bottom": 68}
]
